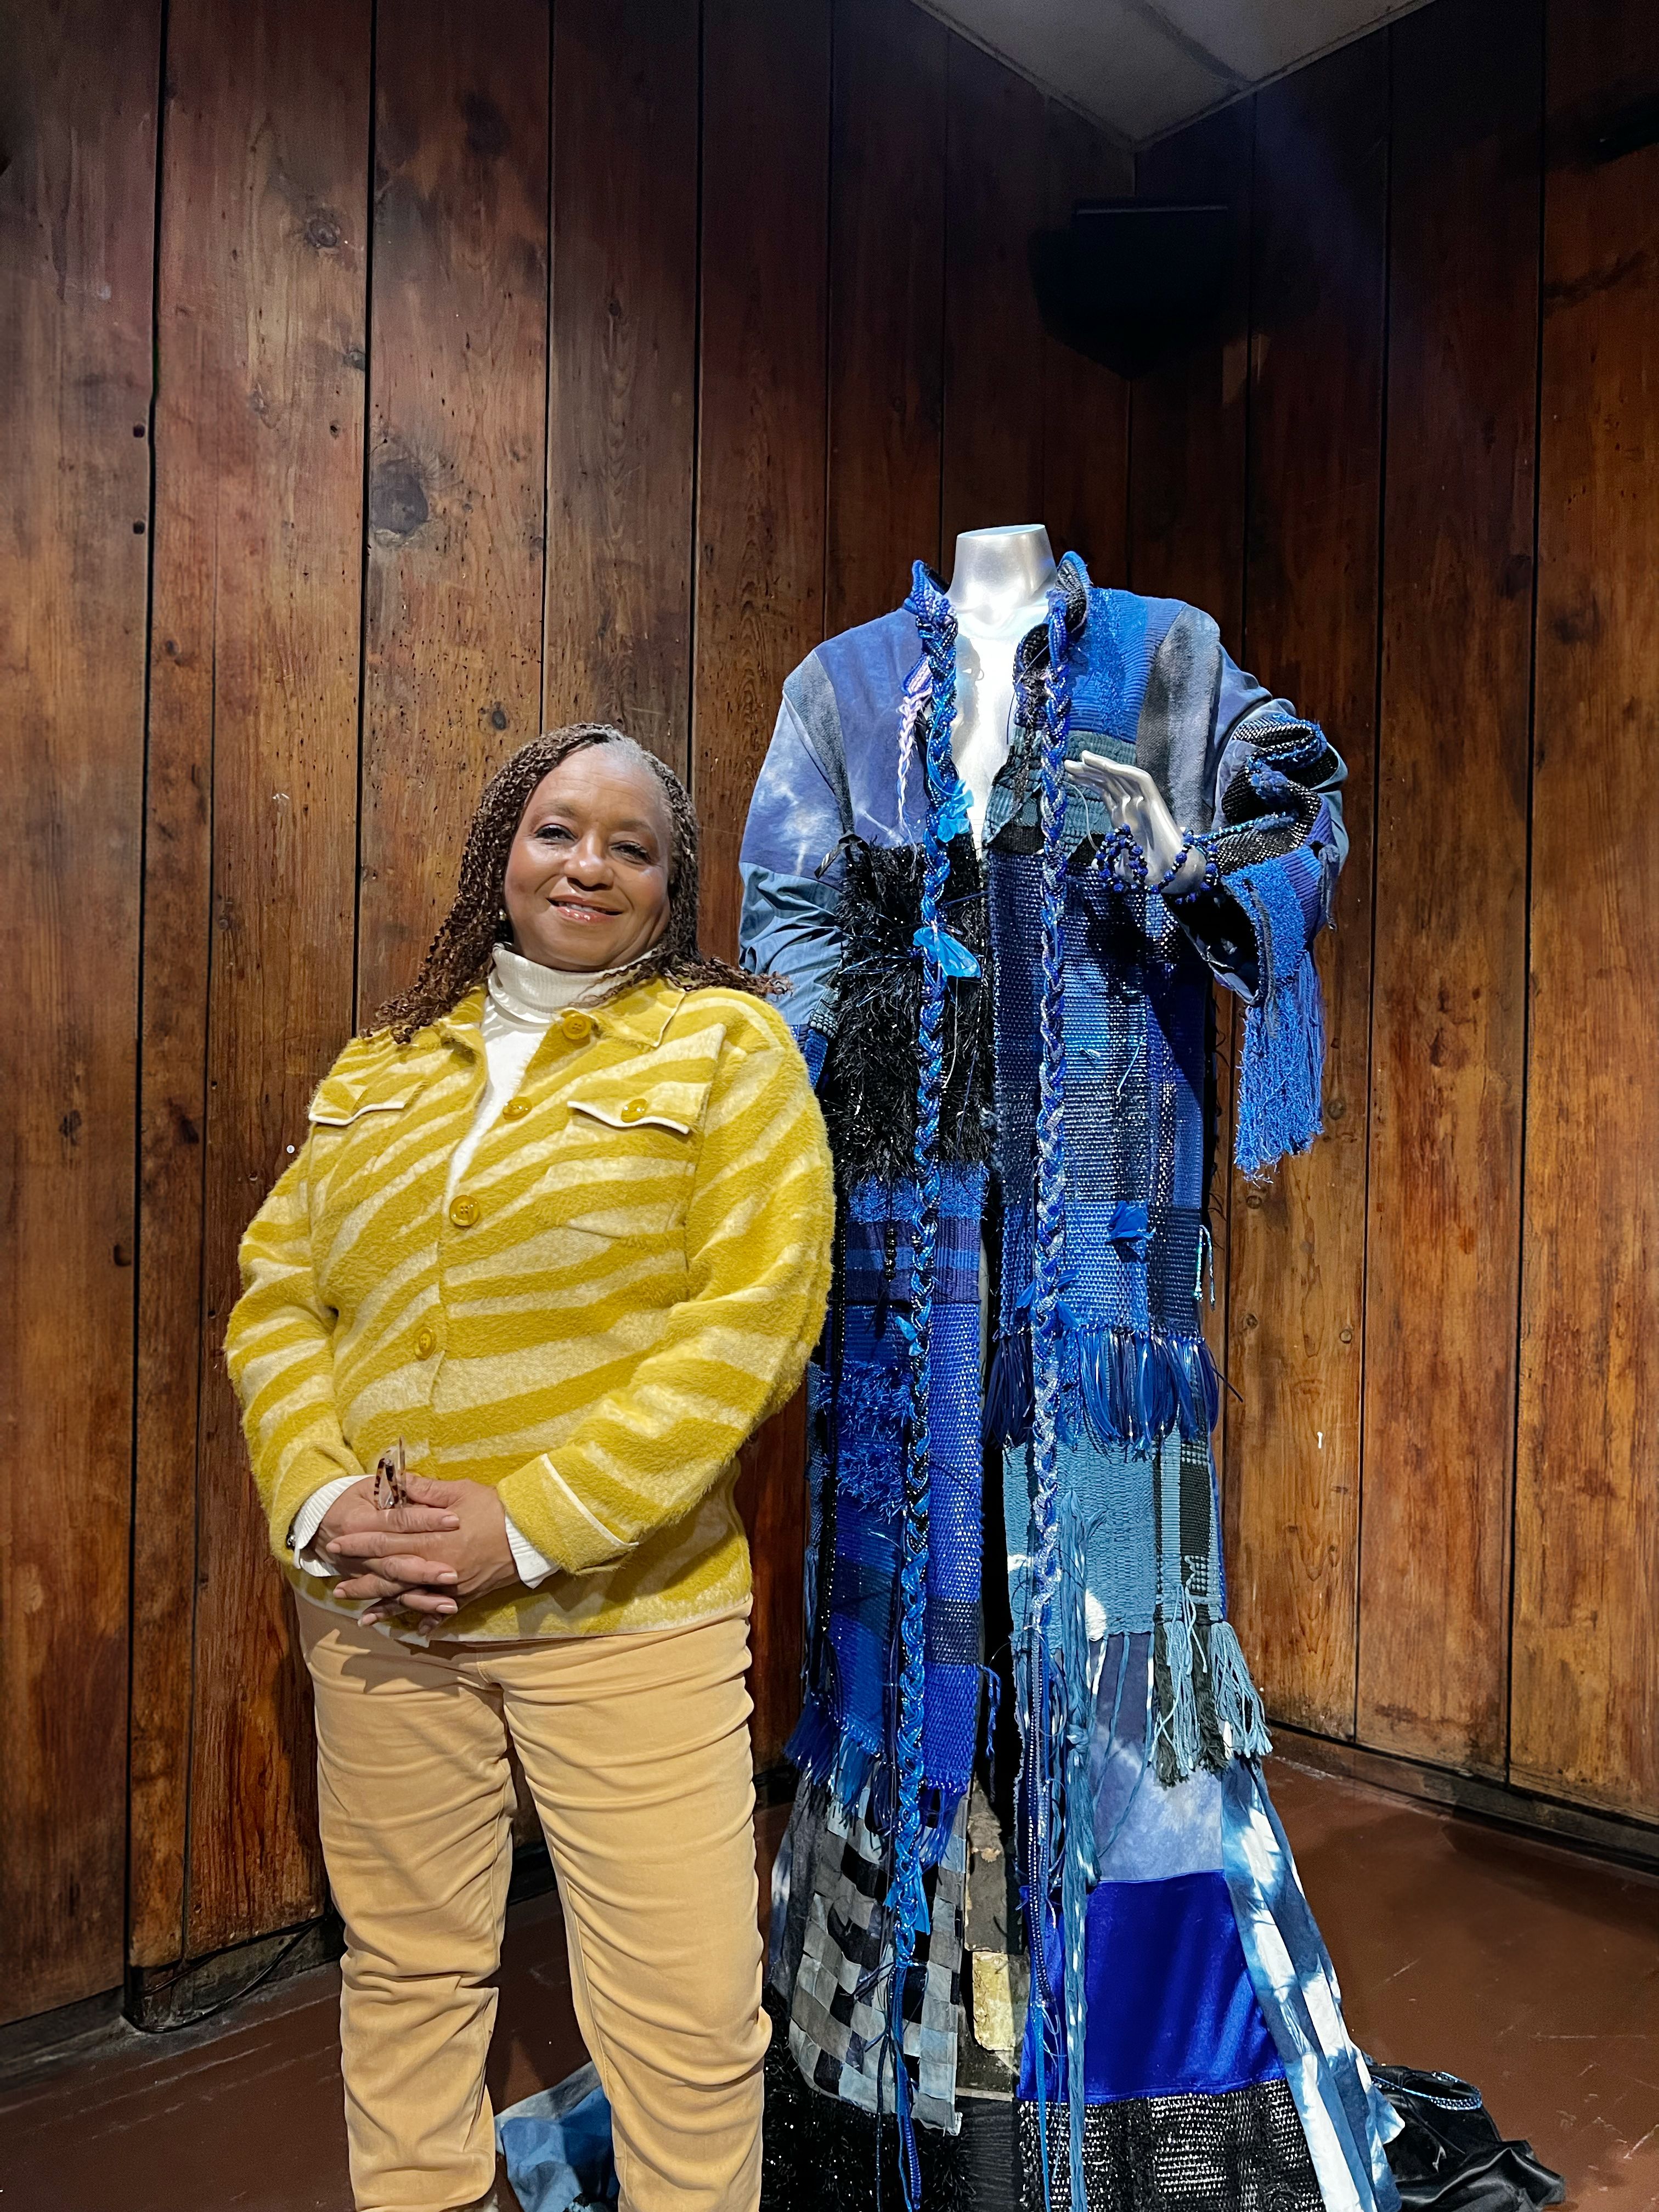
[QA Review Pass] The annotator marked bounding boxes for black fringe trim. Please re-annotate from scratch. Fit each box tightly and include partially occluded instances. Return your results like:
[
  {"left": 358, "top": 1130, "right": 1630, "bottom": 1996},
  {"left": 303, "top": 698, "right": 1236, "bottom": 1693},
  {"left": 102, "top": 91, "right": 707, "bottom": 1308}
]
[{"left": 816, "top": 836, "right": 995, "bottom": 1192}]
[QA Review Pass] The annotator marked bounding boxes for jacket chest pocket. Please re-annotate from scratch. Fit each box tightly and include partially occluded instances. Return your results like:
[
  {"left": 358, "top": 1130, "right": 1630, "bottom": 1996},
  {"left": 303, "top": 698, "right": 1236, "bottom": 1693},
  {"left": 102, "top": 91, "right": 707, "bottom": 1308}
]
[
  {"left": 534, "top": 1081, "right": 705, "bottom": 1241},
  {"left": 307, "top": 1082, "right": 433, "bottom": 1289}
]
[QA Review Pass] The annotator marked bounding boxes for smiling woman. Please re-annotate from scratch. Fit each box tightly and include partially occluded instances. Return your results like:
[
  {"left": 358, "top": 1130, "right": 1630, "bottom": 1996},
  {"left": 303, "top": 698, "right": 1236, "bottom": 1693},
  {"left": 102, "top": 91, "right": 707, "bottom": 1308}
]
[
  {"left": 223, "top": 726, "right": 834, "bottom": 2212},
  {"left": 506, "top": 746, "right": 673, "bottom": 970}
]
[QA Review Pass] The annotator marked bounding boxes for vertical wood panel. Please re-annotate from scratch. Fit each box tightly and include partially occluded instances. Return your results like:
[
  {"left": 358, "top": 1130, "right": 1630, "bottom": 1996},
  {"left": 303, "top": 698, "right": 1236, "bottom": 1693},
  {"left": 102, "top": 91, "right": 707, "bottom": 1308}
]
[
  {"left": 940, "top": 38, "right": 1046, "bottom": 551},
  {"left": 146, "top": 0, "right": 373, "bottom": 1957},
  {"left": 693, "top": 0, "right": 832, "bottom": 1770},
  {"left": 1040, "top": 103, "right": 1131, "bottom": 585},
  {"left": 1128, "top": 103, "right": 1253, "bottom": 644},
  {"left": 544, "top": 0, "right": 698, "bottom": 773},
  {"left": 1357, "top": 0, "right": 1539, "bottom": 1777},
  {"left": 1514, "top": 0, "right": 1659, "bottom": 1820},
  {"left": 1229, "top": 40, "right": 1387, "bottom": 1739},
  {"left": 356, "top": 0, "right": 550, "bottom": 1025},
  {"left": 824, "top": 0, "right": 947, "bottom": 632},
  {"left": 0, "top": 0, "right": 158, "bottom": 2021},
  {"left": 692, "top": 0, "right": 831, "bottom": 963}
]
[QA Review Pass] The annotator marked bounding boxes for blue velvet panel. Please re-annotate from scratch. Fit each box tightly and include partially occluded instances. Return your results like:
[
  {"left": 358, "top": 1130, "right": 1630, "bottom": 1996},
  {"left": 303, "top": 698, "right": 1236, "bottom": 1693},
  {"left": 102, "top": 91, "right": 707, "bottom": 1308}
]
[{"left": 1019, "top": 1869, "right": 1285, "bottom": 2106}]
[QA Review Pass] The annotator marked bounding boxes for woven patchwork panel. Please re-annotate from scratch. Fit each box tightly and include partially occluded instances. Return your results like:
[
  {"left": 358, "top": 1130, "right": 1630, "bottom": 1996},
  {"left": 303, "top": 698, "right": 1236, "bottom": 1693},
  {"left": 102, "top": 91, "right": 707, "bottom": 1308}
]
[{"left": 787, "top": 1783, "right": 969, "bottom": 2135}]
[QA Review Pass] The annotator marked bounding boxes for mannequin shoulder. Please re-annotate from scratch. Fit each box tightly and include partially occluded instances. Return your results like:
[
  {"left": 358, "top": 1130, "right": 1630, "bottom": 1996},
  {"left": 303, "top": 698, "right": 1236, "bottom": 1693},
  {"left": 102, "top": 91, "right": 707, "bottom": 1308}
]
[
  {"left": 1091, "top": 583, "right": 1219, "bottom": 651},
  {"left": 792, "top": 608, "right": 917, "bottom": 699}
]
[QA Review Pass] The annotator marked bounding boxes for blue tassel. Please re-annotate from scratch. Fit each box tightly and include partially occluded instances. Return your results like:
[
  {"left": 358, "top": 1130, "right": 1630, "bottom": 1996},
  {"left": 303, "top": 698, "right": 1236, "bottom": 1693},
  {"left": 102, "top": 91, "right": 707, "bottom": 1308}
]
[
  {"left": 885, "top": 1858, "right": 931, "bottom": 1936},
  {"left": 890, "top": 2027, "right": 923, "bottom": 2212},
  {"left": 1169, "top": 1587, "right": 1201, "bottom": 1778},
  {"left": 1237, "top": 946, "right": 1327, "bottom": 1179},
  {"left": 1107, "top": 1198, "right": 1150, "bottom": 1255},
  {"left": 984, "top": 1324, "right": 1034, "bottom": 1446},
  {"left": 911, "top": 920, "right": 980, "bottom": 977},
  {"left": 1207, "top": 1619, "right": 1274, "bottom": 1760},
  {"left": 785, "top": 1696, "right": 838, "bottom": 1784},
  {"left": 1066, "top": 1325, "right": 1222, "bottom": 1450},
  {"left": 786, "top": 1698, "right": 883, "bottom": 1815},
  {"left": 1191, "top": 1335, "right": 1222, "bottom": 1432},
  {"left": 931, "top": 778, "right": 973, "bottom": 844}
]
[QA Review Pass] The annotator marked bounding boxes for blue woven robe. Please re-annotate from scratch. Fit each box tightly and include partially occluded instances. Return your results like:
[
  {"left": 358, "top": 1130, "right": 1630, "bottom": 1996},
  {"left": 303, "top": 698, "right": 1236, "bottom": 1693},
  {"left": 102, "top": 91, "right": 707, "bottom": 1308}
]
[{"left": 741, "top": 561, "right": 1399, "bottom": 2212}]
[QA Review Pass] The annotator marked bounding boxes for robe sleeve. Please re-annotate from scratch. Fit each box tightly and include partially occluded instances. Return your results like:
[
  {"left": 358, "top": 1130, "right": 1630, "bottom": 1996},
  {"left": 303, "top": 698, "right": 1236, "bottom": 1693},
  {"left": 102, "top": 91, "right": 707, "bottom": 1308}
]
[
  {"left": 737, "top": 672, "right": 852, "bottom": 1080},
  {"left": 1170, "top": 650, "right": 1348, "bottom": 1179}
]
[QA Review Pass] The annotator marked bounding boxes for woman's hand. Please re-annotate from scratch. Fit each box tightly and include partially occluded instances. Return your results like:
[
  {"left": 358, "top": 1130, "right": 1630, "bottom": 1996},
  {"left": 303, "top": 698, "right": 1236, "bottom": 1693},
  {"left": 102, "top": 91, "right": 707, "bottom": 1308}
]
[
  {"left": 312, "top": 1479, "right": 462, "bottom": 1622},
  {"left": 324, "top": 1473, "right": 519, "bottom": 1626}
]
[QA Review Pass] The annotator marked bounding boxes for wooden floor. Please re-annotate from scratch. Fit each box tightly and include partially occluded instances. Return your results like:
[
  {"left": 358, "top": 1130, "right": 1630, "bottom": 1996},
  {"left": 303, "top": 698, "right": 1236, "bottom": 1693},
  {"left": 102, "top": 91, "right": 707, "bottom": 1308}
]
[{"left": 1, "top": 1767, "right": 1654, "bottom": 2210}]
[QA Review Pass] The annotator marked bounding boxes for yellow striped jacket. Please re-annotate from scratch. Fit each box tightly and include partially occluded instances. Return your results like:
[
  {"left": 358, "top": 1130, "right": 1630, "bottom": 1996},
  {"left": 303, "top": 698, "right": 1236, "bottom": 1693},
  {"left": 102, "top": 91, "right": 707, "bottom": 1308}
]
[{"left": 225, "top": 975, "right": 834, "bottom": 1638}]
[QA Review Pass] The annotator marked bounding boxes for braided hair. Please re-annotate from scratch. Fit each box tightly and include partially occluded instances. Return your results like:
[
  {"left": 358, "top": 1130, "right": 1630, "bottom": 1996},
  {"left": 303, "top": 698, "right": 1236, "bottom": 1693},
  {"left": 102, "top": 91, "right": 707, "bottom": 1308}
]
[{"left": 371, "top": 724, "right": 782, "bottom": 1043}]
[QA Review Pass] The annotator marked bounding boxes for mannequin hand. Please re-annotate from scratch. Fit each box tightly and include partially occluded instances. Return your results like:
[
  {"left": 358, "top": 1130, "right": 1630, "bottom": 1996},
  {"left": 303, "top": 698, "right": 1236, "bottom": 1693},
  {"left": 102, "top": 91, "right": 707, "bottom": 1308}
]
[
  {"left": 325, "top": 1474, "right": 518, "bottom": 1625},
  {"left": 1068, "top": 757, "right": 1204, "bottom": 894}
]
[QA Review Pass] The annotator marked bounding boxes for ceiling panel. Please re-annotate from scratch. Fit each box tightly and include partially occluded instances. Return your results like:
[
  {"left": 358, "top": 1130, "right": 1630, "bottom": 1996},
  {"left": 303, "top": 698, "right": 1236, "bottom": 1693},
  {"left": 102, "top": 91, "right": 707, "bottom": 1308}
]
[
  {"left": 932, "top": 0, "right": 1225, "bottom": 145},
  {"left": 919, "top": 0, "right": 1432, "bottom": 145}
]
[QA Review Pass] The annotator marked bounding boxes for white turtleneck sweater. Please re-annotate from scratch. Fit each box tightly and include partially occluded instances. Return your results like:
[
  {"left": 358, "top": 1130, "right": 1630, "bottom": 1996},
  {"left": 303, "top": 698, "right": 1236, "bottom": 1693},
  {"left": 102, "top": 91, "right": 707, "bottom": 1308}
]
[{"left": 290, "top": 947, "right": 621, "bottom": 1607}]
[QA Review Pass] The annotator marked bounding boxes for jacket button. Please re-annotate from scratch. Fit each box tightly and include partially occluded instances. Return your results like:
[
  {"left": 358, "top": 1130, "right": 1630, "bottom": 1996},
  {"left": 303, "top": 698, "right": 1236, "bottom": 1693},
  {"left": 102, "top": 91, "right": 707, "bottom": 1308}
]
[
  {"left": 449, "top": 1195, "right": 479, "bottom": 1228},
  {"left": 415, "top": 1326, "right": 437, "bottom": 1358},
  {"left": 619, "top": 1098, "right": 649, "bottom": 1123},
  {"left": 560, "top": 1010, "right": 593, "bottom": 1042},
  {"left": 501, "top": 1096, "right": 531, "bottom": 1120}
]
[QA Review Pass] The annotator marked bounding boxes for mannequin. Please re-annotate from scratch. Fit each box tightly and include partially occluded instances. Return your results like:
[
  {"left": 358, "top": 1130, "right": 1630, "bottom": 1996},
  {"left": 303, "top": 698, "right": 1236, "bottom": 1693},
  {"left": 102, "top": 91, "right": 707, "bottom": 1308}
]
[
  {"left": 947, "top": 523, "right": 1206, "bottom": 894},
  {"left": 740, "top": 532, "right": 1395, "bottom": 2212}
]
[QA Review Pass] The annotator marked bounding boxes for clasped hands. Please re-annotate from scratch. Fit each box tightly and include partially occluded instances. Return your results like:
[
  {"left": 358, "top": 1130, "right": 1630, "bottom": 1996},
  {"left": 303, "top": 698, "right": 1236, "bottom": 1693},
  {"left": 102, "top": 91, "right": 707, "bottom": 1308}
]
[
  {"left": 320, "top": 1472, "right": 519, "bottom": 1628},
  {"left": 1066, "top": 755, "right": 1205, "bottom": 896}
]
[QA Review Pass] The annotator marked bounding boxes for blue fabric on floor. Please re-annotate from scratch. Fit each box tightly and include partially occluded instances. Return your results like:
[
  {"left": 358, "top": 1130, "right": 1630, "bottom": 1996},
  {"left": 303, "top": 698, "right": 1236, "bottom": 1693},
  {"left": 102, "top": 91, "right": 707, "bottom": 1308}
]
[
  {"left": 495, "top": 2063, "right": 618, "bottom": 2212},
  {"left": 1019, "top": 1869, "right": 1285, "bottom": 2105}
]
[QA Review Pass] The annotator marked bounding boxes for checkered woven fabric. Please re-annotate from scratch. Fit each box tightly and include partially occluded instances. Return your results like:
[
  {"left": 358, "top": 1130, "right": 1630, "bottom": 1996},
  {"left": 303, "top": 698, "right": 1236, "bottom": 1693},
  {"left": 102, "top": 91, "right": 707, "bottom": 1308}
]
[{"left": 785, "top": 1782, "right": 968, "bottom": 2136}]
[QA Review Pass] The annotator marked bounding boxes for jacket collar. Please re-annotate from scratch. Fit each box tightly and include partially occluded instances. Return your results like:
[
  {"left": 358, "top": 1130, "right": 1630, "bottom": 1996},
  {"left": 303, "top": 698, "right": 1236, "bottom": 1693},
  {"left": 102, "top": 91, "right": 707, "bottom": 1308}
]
[{"left": 432, "top": 973, "right": 685, "bottom": 1058}]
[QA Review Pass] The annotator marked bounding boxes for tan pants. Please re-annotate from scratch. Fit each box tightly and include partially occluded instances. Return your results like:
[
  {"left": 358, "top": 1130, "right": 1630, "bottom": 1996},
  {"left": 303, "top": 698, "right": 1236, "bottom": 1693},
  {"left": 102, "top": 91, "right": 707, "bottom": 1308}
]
[{"left": 298, "top": 1604, "right": 767, "bottom": 2212}]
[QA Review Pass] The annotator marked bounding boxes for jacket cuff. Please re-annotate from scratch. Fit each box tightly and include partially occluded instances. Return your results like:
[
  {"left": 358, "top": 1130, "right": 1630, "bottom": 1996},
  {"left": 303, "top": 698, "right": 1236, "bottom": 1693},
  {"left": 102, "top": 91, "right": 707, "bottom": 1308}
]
[
  {"left": 496, "top": 1453, "right": 635, "bottom": 1576},
  {"left": 268, "top": 1443, "right": 363, "bottom": 1565},
  {"left": 289, "top": 1472, "right": 360, "bottom": 1573},
  {"left": 503, "top": 1512, "right": 556, "bottom": 1589}
]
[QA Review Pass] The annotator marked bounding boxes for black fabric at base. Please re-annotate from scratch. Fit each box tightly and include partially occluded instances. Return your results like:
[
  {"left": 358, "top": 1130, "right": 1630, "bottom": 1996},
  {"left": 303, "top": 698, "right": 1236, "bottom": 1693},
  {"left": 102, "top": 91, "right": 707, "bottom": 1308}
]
[
  {"left": 761, "top": 1993, "right": 1018, "bottom": 2212},
  {"left": 1372, "top": 2063, "right": 1566, "bottom": 2211},
  {"left": 1015, "top": 2079, "right": 1324, "bottom": 2212}
]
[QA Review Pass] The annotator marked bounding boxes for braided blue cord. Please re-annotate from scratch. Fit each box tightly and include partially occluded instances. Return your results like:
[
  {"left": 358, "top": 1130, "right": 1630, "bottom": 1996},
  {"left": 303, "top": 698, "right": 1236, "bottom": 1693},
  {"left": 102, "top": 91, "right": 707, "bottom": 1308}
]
[
  {"left": 1014, "top": 563, "right": 1089, "bottom": 2212},
  {"left": 885, "top": 561, "right": 962, "bottom": 2208}
]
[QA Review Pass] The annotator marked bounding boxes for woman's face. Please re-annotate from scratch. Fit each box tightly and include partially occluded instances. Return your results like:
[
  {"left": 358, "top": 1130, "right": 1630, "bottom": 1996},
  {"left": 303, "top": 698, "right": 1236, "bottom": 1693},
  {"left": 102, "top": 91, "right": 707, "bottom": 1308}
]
[{"left": 503, "top": 748, "right": 674, "bottom": 973}]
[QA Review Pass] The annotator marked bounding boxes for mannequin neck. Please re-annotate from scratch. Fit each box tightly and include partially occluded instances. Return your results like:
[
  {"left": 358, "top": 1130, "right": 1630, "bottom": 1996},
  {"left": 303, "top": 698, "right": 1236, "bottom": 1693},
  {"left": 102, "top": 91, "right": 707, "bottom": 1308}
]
[{"left": 945, "top": 524, "right": 1058, "bottom": 630}]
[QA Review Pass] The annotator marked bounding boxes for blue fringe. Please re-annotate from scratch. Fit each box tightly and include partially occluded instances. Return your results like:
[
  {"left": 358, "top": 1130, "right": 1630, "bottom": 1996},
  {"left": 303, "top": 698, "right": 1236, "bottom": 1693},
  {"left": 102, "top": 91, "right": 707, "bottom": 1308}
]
[
  {"left": 789, "top": 1700, "right": 968, "bottom": 1872},
  {"left": 1236, "top": 946, "right": 1327, "bottom": 1180},
  {"left": 1206, "top": 1620, "right": 1274, "bottom": 1760},
  {"left": 984, "top": 1324, "right": 1034, "bottom": 1447},
  {"left": 787, "top": 1697, "right": 878, "bottom": 1811},
  {"left": 986, "top": 1322, "right": 1220, "bottom": 1452}
]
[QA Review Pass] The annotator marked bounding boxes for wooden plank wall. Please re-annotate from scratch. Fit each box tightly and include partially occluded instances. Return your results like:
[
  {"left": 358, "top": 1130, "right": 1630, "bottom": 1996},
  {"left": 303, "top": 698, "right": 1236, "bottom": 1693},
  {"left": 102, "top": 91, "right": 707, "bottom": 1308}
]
[
  {"left": 1138, "top": 0, "right": 1659, "bottom": 1839},
  {"left": 10, "top": 0, "right": 1659, "bottom": 2034},
  {"left": 0, "top": 0, "right": 1129, "bottom": 2024},
  {"left": 0, "top": 0, "right": 160, "bottom": 2023}
]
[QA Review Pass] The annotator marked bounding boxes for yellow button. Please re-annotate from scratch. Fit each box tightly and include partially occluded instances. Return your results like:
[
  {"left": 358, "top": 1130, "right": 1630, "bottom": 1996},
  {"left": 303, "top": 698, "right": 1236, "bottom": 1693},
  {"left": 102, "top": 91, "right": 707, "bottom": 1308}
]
[
  {"left": 415, "top": 1326, "right": 437, "bottom": 1359},
  {"left": 501, "top": 1096, "right": 532, "bottom": 1121},
  {"left": 448, "top": 1195, "right": 479, "bottom": 1228},
  {"left": 619, "top": 1098, "right": 650, "bottom": 1124},
  {"left": 561, "top": 1010, "right": 593, "bottom": 1042}
]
